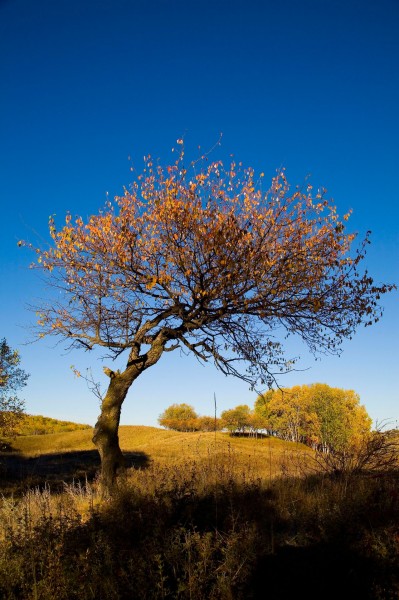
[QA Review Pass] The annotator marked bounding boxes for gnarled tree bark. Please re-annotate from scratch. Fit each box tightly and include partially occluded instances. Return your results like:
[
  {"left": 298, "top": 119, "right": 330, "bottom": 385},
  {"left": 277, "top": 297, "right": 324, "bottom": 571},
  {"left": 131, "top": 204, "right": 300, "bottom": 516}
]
[
  {"left": 93, "top": 338, "right": 166, "bottom": 492},
  {"left": 92, "top": 370, "right": 129, "bottom": 492}
]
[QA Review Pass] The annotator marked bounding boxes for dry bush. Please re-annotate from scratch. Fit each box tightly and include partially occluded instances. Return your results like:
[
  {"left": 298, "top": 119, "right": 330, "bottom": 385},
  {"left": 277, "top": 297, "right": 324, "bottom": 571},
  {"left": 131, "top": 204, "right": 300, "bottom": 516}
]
[{"left": 310, "top": 429, "right": 399, "bottom": 479}]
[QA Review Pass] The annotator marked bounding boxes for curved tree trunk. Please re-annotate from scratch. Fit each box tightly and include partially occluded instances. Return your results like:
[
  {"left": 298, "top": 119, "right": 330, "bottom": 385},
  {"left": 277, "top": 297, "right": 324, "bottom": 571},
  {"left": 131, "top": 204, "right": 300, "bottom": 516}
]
[
  {"left": 92, "top": 370, "right": 132, "bottom": 493},
  {"left": 93, "top": 339, "right": 167, "bottom": 493}
]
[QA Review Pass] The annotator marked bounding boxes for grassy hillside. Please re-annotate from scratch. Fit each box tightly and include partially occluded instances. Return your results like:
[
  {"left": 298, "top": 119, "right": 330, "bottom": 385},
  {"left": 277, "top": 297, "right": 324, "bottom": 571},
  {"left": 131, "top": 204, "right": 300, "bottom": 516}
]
[
  {"left": 16, "top": 414, "right": 91, "bottom": 436},
  {"left": 6, "top": 425, "right": 309, "bottom": 479},
  {"left": 0, "top": 425, "right": 312, "bottom": 500}
]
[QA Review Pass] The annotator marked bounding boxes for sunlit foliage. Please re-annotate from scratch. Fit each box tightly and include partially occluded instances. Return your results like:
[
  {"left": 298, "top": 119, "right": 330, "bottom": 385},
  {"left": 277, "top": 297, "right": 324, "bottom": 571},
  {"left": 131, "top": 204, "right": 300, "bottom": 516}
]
[
  {"left": 158, "top": 403, "right": 199, "bottom": 432},
  {"left": 255, "top": 383, "right": 372, "bottom": 451},
  {"left": 24, "top": 148, "right": 392, "bottom": 386},
  {"left": 17, "top": 414, "right": 91, "bottom": 436},
  {"left": 158, "top": 403, "right": 223, "bottom": 432},
  {"left": 221, "top": 404, "right": 252, "bottom": 434}
]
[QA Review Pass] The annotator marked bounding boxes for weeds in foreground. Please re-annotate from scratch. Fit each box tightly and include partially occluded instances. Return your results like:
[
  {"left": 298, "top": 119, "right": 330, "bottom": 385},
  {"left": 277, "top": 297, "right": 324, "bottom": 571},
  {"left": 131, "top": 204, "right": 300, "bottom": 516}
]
[
  {"left": 0, "top": 444, "right": 398, "bottom": 599},
  {"left": 306, "top": 429, "right": 399, "bottom": 479}
]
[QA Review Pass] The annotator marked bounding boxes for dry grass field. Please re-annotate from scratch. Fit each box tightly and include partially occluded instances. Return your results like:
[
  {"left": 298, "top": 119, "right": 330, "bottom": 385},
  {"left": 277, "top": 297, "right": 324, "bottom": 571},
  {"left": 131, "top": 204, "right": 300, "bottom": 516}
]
[
  {"left": 0, "top": 426, "right": 311, "bottom": 495},
  {"left": 8, "top": 425, "right": 305, "bottom": 459},
  {"left": 0, "top": 425, "right": 398, "bottom": 599},
  {"left": 2, "top": 426, "right": 310, "bottom": 492}
]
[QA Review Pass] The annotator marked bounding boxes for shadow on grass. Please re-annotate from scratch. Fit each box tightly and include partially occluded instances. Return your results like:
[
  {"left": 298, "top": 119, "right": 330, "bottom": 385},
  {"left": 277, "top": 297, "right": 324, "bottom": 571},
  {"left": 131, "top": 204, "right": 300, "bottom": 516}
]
[
  {"left": 0, "top": 450, "right": 149, "bottom": 492},
  {"left": 252, "top": 544, "right": 378, "bottom": 598},
  {"left": 0, "top": 464, "right": 398, "bottom": 598}
]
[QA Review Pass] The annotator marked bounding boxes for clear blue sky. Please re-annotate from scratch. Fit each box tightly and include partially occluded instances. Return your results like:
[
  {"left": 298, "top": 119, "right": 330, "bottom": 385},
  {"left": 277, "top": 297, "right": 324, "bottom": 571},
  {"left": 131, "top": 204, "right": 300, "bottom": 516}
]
[{"left": 1, "top": 0, "right": 398, "bottom": 428}]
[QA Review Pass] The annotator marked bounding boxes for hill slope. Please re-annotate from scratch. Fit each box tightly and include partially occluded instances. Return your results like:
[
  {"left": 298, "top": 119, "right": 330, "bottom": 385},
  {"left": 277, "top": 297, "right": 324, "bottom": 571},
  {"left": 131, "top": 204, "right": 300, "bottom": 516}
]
[
  {"left": 16, "top": 414, "right": 91, "bottom": 436},
  {"left": 6, "top": 425, "right": 310, "bottom": 483}
]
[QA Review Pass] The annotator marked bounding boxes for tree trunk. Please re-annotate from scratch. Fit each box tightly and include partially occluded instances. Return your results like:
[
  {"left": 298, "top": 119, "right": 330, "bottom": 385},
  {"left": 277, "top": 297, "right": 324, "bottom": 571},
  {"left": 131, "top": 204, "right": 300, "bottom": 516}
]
[
  {"left": 92, "top": 371, "right": 131, "bottom": 493},
  {"left": 92, "top": 338, "right": 166, "bottom": 493}
]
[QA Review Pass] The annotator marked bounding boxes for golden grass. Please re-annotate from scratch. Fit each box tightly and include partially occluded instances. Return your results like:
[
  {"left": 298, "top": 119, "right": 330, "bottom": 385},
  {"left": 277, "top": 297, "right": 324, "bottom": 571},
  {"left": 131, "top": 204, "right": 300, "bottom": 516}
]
[
  {"left": 8, "top": 428, "right": 95, "bottom": 455},
  {"left": 7, "top": 425, "right": 311, "bottom": 481},
  {"left": 0, "top": 426, "right": 313, "bottom": 544},
  {"left": 1, "top": 427, "right": 398, "bottom": 598}
]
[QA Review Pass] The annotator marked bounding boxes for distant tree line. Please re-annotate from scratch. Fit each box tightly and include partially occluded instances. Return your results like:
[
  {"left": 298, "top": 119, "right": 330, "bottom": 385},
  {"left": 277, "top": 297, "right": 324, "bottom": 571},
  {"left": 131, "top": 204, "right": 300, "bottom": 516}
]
[
  {"left": 158, "top": 403, "right": 222, "bottom": 432},
  {"left": 159, "top": 383, "right": 372, "bottom": 453}
]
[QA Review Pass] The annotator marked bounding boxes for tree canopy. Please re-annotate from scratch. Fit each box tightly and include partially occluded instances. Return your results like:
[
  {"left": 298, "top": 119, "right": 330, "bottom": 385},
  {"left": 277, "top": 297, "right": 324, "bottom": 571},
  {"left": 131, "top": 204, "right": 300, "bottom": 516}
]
[
  {"left": 25, "top": 151, "right": 392, "bottom": 388},
  {"left": 158, "top": 403, "right": 198, "bottom": 432},
  {"left": 22, "top": 147, "right": 393, "bottom": 489},
  {"left": 220, "top": 405, "right": 252, "bottom": 434},
  {"left": 158, "top": 403, "right": 222, "bottom": 432},
  {"left": 255, "top": 383, "right": 372, "bottom": 451}
]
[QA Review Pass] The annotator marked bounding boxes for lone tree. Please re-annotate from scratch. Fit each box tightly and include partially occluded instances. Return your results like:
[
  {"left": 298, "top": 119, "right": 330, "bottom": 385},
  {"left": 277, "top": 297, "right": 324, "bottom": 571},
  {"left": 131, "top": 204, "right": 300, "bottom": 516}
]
[
  {"left": 0, "top": 339, "right": 28, "bottom": 437},
  {"left": 22, "top": 146, "right": 393, "bottom": 489},
  {"left": 158, "top": 403, "right": 198, "bottom": 431}
]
